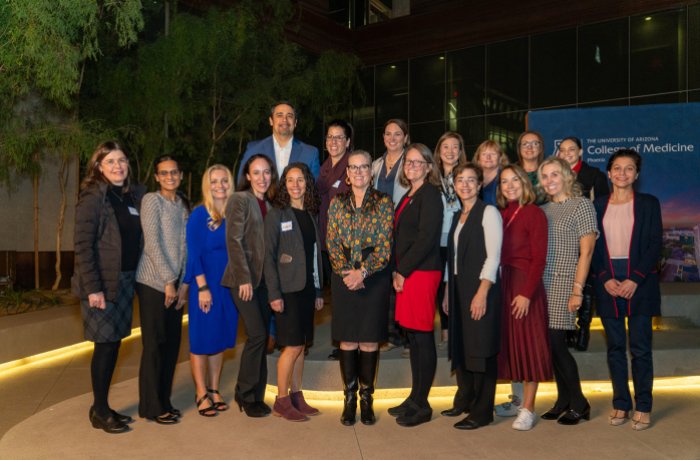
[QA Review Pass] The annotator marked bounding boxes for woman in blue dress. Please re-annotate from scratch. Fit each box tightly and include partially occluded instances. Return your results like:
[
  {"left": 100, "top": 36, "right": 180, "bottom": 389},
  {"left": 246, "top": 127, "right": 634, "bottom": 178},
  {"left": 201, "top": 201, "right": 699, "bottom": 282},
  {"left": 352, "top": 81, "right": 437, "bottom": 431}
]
[{"left": 184, "top": 164, "right": 238, "bottom": 417}]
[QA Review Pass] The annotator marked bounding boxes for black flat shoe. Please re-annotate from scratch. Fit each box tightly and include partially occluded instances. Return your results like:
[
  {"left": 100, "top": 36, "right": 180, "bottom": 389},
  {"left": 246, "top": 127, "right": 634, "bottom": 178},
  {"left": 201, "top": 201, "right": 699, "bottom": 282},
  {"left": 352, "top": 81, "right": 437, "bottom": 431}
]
[
  {"left": 454, "top": 417, "right": 482, "bottom": 430},
  {"left": 557, "top": 403, "right": 591, "bottom": 425},
  {"left": 541, "top": 405, "right": 568, "bottom": 420},
  {"left": 441, "top": 406, "right": 469, "bottom": 417},
  {"left": 111, "top": 410, "right": 134, "bottom": 424},
  {"left": 146, "top": 413, "right": 179, "bottom": 425},
  {"left": 396, "top": 405, "right": 432, "bottom": 427},
  {"left": 388, "top": 398, "right": 413, "bottom": 417},
  {"left": 89, "top": 408, "right": 130, "bottom": 434},
  {"left": 169, "top": 408, "right": 182, "bottom": 418}
]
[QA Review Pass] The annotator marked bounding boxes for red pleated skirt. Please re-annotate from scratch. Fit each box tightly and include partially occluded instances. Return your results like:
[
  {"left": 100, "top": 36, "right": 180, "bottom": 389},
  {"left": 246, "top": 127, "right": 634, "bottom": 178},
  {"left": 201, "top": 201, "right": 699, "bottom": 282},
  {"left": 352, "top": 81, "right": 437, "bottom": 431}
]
[
  {"left": 498, "top": 265, "right": 553, "bottom": 382},
  {"left": 395, "top": 270, "right": 441, "bottom": 332}
]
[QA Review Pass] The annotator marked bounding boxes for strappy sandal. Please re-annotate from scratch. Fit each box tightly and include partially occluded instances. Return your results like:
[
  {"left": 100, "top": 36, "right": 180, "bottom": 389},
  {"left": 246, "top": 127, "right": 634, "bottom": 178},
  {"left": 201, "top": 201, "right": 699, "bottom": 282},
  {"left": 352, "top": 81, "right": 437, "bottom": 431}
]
[
  {"left": 608, "top": 409, "right": 628, "bottom": 426},
  {"left": 207, "top": 388, "right": 229, "bottom": 412},
  {"left": 631, "top": 411, "right": 651, "bottom": 431},
  {"left": 195, "top": 393, "right": 218, "bottom": 417}
]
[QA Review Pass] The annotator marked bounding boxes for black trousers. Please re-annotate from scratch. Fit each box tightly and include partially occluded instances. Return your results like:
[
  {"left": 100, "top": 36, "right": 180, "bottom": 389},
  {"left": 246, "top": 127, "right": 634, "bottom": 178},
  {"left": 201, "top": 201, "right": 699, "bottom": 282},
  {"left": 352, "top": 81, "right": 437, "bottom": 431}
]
[
  {"left": 549, "top": 328, "right": 587, "bottom": 412},
  {"left": 136, "top": 283, "right": 183, "bottom": 418},
  {"left": 231, "top": 285, "right": 271, "bottom": 403},
  {"left": 456, "top": 356, "right": 497, "bottom": 425}
]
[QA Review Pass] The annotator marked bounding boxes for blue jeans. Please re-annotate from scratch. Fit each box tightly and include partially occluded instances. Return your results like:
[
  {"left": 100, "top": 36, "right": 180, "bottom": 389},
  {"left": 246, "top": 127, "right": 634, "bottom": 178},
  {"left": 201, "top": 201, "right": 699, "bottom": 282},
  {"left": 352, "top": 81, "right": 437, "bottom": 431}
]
[{"left": 601, "top": 258, "right": 654, "bottom": 412}]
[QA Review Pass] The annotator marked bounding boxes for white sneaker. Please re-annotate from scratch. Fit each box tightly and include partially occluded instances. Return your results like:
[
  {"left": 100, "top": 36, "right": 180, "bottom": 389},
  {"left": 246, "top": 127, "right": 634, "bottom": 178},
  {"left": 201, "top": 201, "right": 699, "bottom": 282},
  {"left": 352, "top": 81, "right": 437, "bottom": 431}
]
[
  {"left": 495, "top": 395, "right": 521, "bottom": 417},
  {"left": 512, "top": 408, "right": 536, "bottom": 431}
]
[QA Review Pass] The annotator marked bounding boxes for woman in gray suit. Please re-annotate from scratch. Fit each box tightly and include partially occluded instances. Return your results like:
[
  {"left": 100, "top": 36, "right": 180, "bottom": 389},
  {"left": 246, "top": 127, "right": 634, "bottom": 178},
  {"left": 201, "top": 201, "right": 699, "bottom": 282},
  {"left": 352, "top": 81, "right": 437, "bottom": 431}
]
[
  {"left": 264, "top": 162, "right": 324, "bottom": 422},
  {"left": 223, "top": 154, "right": 277, "bottom": 418}
]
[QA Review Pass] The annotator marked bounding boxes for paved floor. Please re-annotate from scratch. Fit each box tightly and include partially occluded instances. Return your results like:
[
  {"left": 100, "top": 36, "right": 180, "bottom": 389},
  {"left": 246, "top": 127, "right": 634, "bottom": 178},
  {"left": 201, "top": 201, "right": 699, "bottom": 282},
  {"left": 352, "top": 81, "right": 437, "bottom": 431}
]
[{"left": 1, "top": 309, "right": 699, "bottom": 459}]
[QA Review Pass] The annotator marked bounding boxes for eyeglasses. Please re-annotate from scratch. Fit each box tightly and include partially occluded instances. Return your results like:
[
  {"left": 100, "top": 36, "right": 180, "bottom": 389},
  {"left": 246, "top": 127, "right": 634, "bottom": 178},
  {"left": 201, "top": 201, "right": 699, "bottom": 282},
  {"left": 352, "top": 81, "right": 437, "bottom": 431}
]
[
  {"left": 520, "top": 141, "right": 542, "bottom": 148},
  {"left": 326, "top": 135, "right": 347, "bottom": 142},
  {"left": 102, "top": 158, "right": 128, "bottom": 167},
  {"left": 404, "top": 159, "right": 428, "bottom": 168},
  {"left": 157, "top": 169, "right": 180, "bottom": 177},
  {"left": 347, "top": 164, "right": 371, "bottom": 172},
  {"left": 455, "top": 177, "right": 479, "bottom": 185}
]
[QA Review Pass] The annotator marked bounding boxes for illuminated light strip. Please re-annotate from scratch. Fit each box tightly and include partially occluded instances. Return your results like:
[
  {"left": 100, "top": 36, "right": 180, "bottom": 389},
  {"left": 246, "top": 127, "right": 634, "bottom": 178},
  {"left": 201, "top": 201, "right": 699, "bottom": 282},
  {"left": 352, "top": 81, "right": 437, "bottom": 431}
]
[{"left": 0, "top": 315, "right": 190, "bottom": 376}]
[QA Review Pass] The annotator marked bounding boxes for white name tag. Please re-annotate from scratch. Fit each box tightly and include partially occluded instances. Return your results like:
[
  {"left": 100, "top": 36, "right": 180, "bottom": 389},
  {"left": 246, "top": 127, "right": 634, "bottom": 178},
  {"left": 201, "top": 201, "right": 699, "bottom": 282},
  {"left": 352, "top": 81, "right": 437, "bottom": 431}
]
[
  {"left": 281, "top": 221, "right": 293, "bottom": 232},
  {"left": 128, "top": 206, "right": 139, "bottom": 216},
  {"left": 332, "top": 180, "right": 341, "bottom": 188}
]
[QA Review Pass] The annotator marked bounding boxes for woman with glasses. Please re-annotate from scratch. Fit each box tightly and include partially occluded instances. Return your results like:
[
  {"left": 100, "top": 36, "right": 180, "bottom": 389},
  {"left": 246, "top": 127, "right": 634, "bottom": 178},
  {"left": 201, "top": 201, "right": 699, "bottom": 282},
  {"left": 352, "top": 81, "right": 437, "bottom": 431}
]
[
  {"left": 473, "top": 140, "right": 509, "bottom": 206},
  {"left": 445, "top": 163, "right": 503, "bottom": 431},
  {"left": 221, "top": 154, "right": 277, "bottom": 418},
  {"left": 73, "top": 141, "right": 145, "bottom": 433},
  {"left": 327, "top": 150, "right": 393, "bottom": 426},
  {"left": 388, "top": 143, "right": 443, "bottom": 427},
  {"left": 538, "top": 157, "right": 597, "bottom": 426},
  {"left": 184, "top": 164, "right": 238, "bottom": 418},
  {"left": 135, "top": 155, "right": 189, "bottom": 425},
  {"left": 592, "top": 149, "right": 662, "bottom": 430}
]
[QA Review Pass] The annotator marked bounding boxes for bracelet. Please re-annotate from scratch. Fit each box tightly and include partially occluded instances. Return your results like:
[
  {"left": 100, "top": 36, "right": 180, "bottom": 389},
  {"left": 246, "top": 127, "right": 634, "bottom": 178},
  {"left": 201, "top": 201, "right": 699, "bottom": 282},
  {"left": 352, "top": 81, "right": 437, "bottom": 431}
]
[
  {"left": 570, "top": 293, "right": 583, "bottom": 298},
  {"left": 199, "top": 284, "right": 210, "bottom": 292},
  {"left": 361, "top": 268, "right": 369, "bottom": 279}
]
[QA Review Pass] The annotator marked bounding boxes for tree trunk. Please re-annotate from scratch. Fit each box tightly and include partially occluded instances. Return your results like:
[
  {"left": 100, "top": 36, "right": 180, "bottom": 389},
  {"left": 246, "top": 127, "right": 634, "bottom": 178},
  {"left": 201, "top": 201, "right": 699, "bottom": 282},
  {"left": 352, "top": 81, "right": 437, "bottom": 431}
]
[
  {"left": 52, "top": 156, "right": 69, "bottom": 290},
  {"left": 33, "top": 170, "right": 39, "bottom": 290}
]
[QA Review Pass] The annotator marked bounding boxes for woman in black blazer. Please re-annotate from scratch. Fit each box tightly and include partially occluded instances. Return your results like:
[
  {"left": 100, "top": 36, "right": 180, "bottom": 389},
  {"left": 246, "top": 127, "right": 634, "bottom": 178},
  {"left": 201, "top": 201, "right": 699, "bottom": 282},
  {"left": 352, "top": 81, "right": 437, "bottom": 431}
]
[
  {"left": 592, "top": 149, "right": 662, "bottom": 431},
  {"left": 264, "top": 162, "right": 324, "bottom": 422},
  {"left": 387, "top": 143, "right": 443, "bottom": 427},
  {"left": 222, "top": 154, "right": 277, "bottom": 418},
  {"left": 445, "top": 163, "right": 502, "bottom": 430}
]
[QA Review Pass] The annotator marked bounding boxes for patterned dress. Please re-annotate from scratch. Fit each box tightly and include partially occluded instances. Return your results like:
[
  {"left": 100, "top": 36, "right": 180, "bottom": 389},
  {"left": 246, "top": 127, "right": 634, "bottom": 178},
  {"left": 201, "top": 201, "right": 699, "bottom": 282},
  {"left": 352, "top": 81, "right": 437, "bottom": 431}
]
[{"left": 541, "top": 197, "right": 598, "bottom": 330}]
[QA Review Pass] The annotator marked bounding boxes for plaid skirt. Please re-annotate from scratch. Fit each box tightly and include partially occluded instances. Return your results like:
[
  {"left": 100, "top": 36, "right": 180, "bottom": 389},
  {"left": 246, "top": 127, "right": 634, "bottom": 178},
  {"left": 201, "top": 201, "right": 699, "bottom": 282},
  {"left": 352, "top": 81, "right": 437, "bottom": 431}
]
[{"left": 81, "top": 271, "right": 135, "bottom": 343}]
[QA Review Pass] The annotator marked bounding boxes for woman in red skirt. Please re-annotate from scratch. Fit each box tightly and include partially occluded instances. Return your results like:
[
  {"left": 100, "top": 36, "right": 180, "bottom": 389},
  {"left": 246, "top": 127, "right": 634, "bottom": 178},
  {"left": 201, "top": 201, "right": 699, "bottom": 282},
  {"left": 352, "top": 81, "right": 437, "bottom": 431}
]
[{"left": 497, "top": 164, "right": 553, "bottom": 431}]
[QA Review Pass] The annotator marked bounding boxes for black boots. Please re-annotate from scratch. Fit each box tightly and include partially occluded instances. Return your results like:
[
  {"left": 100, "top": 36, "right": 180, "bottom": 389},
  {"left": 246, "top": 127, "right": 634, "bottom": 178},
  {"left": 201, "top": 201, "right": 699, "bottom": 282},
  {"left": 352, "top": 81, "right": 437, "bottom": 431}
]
[
  {"left": 575, "top": 287, "right": 593, "bottom": 351},
  {"left": 358, "top": 350, "right": 379, "bottom": 425},
  {"left": 339, "top": 349, "right": 359, "bottom": 426}
]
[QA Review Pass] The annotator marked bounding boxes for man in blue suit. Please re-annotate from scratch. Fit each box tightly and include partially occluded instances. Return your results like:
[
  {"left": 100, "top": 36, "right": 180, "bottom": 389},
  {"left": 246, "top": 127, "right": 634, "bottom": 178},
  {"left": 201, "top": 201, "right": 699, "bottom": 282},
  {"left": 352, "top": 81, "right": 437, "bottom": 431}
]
[{"left": 237, "top": 101, "right": 320, "bottom": 182}]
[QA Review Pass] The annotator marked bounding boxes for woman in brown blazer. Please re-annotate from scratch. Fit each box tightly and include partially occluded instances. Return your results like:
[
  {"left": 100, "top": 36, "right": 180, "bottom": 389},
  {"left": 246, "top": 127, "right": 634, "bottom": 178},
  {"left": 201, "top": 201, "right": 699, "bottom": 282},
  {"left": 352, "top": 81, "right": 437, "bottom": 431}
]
[{"left": 222, "top": 154, "right": 277, "bottom": 418}]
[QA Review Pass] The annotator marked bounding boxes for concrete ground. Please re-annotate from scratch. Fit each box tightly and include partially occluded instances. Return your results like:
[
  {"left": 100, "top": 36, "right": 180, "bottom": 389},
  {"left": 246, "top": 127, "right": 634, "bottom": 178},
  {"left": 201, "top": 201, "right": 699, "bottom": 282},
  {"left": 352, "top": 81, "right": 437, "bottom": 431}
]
[{"left": 1, "top": 306, "right": 699, "bottom": 459}]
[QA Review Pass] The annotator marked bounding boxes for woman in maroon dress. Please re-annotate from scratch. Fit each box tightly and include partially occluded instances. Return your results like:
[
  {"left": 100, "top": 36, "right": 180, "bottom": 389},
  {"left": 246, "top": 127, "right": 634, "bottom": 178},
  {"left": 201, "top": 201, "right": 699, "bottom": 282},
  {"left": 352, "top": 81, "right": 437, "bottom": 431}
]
[{"left": 497, "top": 165, "right": 552, "bottom": 431}]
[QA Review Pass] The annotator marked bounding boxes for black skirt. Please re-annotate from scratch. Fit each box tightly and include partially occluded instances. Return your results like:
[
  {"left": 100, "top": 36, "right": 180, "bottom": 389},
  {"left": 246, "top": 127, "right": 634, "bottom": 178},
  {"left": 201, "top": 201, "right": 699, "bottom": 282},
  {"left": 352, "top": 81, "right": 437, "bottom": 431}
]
[
  {"left": 276, "top": 283, "right": 316, "bottom": 347},
  {"left": 331, "top": 267, "right": 390, "bottom": 343}
]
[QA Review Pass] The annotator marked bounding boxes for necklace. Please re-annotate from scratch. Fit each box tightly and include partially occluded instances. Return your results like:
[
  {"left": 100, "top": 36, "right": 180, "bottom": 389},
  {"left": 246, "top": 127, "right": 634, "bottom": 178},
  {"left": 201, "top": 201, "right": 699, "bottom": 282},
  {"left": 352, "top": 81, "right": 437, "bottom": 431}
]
[{"left": 109, "top": 188, "right": 124, "bottom": 203}]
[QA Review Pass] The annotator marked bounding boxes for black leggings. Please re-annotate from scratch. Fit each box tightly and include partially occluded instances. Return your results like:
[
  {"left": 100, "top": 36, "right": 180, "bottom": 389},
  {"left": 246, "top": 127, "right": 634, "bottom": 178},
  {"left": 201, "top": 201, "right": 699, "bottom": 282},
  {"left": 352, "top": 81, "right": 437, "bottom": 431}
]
[
  {"left": 549, "top": 329, "right": 587, "bottom": 411},
  {"left": 405, "top": 329, "right": 436, "bottom": 408},
  {"left": 91, "top": 341, "right": 121, "bottom": 417}
]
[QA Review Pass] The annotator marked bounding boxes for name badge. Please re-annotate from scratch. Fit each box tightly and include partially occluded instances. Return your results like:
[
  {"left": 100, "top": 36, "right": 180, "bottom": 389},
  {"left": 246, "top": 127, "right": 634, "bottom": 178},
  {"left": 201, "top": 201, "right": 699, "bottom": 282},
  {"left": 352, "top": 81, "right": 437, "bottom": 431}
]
[
  {"left": 281, "top": 221, "right": 293, "bottom": 232},
  {"left": 332, "top": 180, "right": 341, "bottom": 188},
  {"left": 128, "top": 206, "right": 139, "bottom": 216}
]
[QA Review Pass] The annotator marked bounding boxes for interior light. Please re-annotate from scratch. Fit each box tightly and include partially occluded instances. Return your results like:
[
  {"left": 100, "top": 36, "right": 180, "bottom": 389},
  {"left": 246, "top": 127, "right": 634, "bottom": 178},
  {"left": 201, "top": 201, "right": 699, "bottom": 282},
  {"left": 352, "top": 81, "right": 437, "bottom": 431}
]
[{"left": 645, "top": 16, "right": 652, "bottom": 21}]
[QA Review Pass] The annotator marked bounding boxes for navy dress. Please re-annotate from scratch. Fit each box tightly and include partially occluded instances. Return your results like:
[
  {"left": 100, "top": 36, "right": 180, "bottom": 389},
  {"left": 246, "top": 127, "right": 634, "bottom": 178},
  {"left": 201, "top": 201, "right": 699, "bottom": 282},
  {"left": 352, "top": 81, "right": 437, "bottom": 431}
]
[{"left": 184, "top": 205, "right": 238, "bottom": 354}]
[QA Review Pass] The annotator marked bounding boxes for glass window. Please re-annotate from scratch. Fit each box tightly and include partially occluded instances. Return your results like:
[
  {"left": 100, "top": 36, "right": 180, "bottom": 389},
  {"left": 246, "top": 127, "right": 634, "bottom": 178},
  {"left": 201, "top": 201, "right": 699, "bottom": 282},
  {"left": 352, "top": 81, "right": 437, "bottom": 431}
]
[
  {"left": 353, "top": 67, "right": 376, "bottom": 153},
  {"left": 486, "top": 38, "right": 528, "bottom": 113},
  {"left": 446, "top": 46, "right": 486, "bottom": 118},
  {"left": 485, "top": 112, "right": 527, "bottom": 162},
  {"left": 531, "top": 29, "right": 577, "bottom": 108},
  {"left": 630, "top": 9, "right": 687, "bottom": 97},
  {"left": 409, "top": 54, "right": 445, "bottom": 123},
  {"left": 630, "top": 93, "right": 687, "bottom": 105},
  {"left": 689, "top": 90, "right": 700, "bottom": 102},
  {"left": 454, "top": 116, "right": 486, "bottom": 159},
  {"left": 375, "top": 61, "right": 408, "bottom": 126},
  {"left": 578, "top": 19, "right": 629, "bottom": 103},
  {"left": 689, "top": 4, "right": 700, "bottom": 90},
  {"left": 409, "top": 121, "right": 445, "bottom": 149},
  {"left": 578, "top": 98, "right": 629, "bottom": 108}
]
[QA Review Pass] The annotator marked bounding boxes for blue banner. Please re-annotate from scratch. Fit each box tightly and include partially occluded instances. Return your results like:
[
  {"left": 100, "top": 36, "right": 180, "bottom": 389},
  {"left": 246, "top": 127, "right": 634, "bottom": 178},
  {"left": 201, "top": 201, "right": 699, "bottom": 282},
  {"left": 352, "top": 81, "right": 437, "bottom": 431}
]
[{"left": 528, "top": 103, "right": 700, "bottom": 282}]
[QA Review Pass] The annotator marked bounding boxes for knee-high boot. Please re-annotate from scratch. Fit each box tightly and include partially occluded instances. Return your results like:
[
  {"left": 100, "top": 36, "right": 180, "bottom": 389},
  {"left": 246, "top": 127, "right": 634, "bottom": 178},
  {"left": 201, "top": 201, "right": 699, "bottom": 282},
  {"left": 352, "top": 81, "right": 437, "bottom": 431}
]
[
  {"left": 359, "top": 350, "right": 379, "bottom": 425},
  {"left": 575, "top": 285, "right": 594, "bottom": 351},
  {"left": 339, "top": 349, "right": 359, "bottom": 426}
]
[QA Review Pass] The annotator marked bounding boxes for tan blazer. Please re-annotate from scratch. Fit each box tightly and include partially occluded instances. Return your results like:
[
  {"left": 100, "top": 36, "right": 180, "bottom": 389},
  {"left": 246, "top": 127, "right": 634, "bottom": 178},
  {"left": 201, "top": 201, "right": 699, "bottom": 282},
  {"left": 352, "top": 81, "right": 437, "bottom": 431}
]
[{"left": 221, "top": 191, "right": 268, "bottom": 289}]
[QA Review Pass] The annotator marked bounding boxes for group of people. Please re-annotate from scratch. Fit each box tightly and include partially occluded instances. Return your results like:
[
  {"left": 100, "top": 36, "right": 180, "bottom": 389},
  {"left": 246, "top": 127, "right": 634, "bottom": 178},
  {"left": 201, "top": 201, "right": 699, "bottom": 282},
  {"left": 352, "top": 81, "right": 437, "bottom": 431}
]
[{"left": 72, "top": 101, "right": 662, "bottom": 435}]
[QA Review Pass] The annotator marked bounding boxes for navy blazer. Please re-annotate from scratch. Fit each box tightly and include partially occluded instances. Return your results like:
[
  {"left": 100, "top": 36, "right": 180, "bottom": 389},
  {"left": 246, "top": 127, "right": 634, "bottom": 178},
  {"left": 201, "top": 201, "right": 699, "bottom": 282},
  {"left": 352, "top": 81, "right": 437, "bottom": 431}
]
[
  {"left": 393, "top": 182, "right": 444, "bottom": 277},
  {"left": 237, "top": 135, "right": 320, "bottom": 182},
  {"left": 592, "top": 192, "right": 662, "bottom": 318},
  {"left": 263, "top": 206, "right": 323, "bottom": 302}
]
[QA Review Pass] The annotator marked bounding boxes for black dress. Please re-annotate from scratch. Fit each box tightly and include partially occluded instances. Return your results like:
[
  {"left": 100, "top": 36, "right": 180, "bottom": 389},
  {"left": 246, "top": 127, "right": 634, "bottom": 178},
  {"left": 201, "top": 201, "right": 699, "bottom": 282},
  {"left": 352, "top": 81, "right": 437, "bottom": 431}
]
[{"left": 275, "top": 208, "right": 317, "bottom": 347}]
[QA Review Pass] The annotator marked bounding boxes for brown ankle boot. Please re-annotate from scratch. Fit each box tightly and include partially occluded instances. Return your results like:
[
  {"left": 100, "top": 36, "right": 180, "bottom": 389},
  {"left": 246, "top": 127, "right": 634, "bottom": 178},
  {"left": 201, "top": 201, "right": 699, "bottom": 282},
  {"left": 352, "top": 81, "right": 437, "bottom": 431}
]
[
  {"left": 272, "top": 395, "right": 308, "bottom": 421},
  {"left": 290, "top": 390, "right": 320, "bottom": 416}
]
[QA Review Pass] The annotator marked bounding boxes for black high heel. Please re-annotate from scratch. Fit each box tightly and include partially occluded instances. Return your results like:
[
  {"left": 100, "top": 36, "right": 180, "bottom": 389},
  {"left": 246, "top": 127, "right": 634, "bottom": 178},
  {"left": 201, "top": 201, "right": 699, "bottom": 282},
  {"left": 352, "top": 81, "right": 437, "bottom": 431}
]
[
  {"left": 207, "top": 388, "right": 229, "bottom": 411},
  {"left": 234, "top": 392, "right": 268, "bottom": 417},
  {"left": 195, "top": 394, "right": 218, "bottom": 417}
]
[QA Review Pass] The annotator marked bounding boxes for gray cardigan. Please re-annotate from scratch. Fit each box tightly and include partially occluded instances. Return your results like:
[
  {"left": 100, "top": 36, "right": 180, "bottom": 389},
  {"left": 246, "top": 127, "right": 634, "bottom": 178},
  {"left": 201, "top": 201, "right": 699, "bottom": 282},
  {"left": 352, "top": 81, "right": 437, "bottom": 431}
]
[
  {"left": 263, "top": 206, "right": 323, "bottom": 302},
  {"left": 135, "top": 192, "right": 188, "bottom": 292}
]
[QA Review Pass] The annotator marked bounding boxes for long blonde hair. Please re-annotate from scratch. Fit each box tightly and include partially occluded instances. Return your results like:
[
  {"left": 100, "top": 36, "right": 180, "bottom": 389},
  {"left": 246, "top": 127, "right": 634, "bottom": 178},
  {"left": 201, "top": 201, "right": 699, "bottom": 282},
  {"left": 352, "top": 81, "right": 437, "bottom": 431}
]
[{"left": 201, "top": 164, "right": 234, "bottom": 229}]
